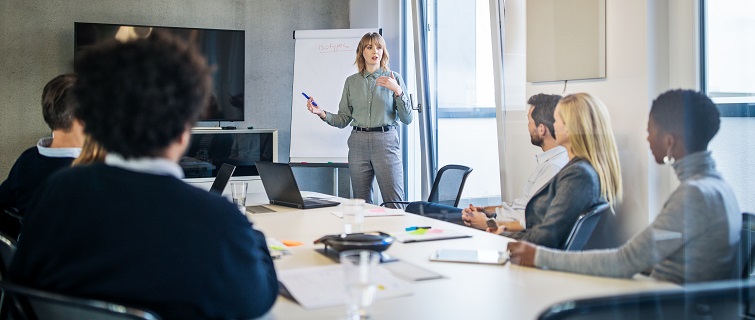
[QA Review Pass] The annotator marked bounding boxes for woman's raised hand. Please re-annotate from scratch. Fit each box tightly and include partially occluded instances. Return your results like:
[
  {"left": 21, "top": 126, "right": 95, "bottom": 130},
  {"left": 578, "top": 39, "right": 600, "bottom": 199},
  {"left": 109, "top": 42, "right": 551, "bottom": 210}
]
[{"left": 376, "top": 72, "right": 402, "bottom": 96}]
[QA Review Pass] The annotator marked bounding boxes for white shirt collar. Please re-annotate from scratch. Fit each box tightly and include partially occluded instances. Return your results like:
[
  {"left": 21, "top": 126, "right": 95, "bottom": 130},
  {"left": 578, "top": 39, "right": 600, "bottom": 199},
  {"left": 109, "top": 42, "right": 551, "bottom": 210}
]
[
  {"left": 36, "top": 137, "right": 81, "bottom": 158},
  {"left": 104, "top": 153, "right": 184, "bottom": 179},
  {"left": 536, "top": 145, "right": 567, "bottom": 165}
]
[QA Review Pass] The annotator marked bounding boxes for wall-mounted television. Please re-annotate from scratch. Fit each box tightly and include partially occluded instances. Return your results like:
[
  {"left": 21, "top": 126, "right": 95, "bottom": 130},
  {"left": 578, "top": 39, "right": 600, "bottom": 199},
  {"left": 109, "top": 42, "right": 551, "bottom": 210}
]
[{"left": 74, "top": 22, "right": 245, "bottom": 122}]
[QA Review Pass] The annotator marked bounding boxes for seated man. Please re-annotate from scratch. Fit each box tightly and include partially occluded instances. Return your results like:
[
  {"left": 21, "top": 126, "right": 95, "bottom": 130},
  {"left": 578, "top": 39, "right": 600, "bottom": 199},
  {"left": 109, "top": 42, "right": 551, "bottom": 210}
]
[
  {"left": 9, "top": 32, "right": 278, "bottom": 319},
  {"left": 409, "top": 94, "right": 568, "bottom": 227},
  {"left": 0, "top": 74, "right": 83, "bottom": 238}
]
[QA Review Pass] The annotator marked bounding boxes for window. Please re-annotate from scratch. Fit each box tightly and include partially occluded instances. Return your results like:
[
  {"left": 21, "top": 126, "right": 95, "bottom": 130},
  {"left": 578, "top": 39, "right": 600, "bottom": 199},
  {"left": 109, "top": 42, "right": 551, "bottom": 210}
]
[
  {"left": 704, "top": 0, "right": 755, "bottom": 115},
  {"left": 425, "top": 0, "right": 501, "bottom": 204},
  {"left": 703, "top": 0, "right": 755, "bottom": 212}
]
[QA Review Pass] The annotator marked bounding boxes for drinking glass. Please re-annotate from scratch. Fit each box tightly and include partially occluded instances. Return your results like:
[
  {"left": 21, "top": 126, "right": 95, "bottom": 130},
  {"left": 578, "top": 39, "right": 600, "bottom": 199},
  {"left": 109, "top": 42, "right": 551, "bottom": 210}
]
[
  {"left": 342, "top": 198, "right": 365, "bottom": 234},
  {"left": 231, "top": 182, "right": 248, "bottom": 212},
  {"left": 340, "top": 250, "right": 380, "bottom": 320}
]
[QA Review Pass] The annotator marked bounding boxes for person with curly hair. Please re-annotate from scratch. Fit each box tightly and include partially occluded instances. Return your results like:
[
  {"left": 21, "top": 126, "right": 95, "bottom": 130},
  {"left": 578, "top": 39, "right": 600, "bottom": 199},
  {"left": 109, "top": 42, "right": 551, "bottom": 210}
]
[{"left": 9, "top": 32, "right": 278, "bottom": 319}]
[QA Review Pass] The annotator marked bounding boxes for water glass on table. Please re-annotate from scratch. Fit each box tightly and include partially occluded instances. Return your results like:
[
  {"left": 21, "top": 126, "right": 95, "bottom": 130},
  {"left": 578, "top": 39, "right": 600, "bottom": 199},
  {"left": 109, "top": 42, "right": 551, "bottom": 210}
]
[
  {"left": 342, "top": 198, "right": 365, "bottom": 234},
  {"left": 231, "top": 182, "right": 248, "bottom": 213},
  {"left": 340, "top": 250, "right": 380, "bottom": 320}
]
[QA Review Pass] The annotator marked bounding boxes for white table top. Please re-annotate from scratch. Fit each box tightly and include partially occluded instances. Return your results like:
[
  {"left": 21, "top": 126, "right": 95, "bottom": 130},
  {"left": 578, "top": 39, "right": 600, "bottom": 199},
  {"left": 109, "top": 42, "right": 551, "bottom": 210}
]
[{"left": 246, "top": 193, "right": 679, "bottom": 320}]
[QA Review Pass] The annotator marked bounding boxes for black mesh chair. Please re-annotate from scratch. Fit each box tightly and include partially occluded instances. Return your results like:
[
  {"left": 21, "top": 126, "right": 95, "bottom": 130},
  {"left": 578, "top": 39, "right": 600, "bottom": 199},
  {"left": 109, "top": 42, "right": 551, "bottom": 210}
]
[
  {"left": 741, "top": 212, "right": 755, "bottom": 279},
  {"left": 740, "top": 212, "right": 755, "bottom": 318},
  {"left": 1, "top": 207, "right": 22, "bottom": 241},
  {"left": 382, "top": 164, "right": 473, "bottom": 208},
  {"left": 562, "top": 203, "right": 618, "bottom": 251},
  {"left": 0, "top": 281, "right": 161, "bottom": 320},
  {"left": 538, "top": 279, "right": 751, "bottom": 320},
  {"left": 0, "top": 232, "right": 17, "bottom": 319},
  {"left": 0, "top": 231, "right": 17, "bottom": 279}
]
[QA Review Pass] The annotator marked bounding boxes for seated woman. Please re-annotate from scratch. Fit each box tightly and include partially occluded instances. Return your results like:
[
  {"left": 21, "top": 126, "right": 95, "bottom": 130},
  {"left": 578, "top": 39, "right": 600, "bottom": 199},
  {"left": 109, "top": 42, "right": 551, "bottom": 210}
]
[
  {"left": 463, "top": 93, "right": 622, "bottom": 249},
  {"left": 508, "top": 89, "right": 741, "bottom": 284}
]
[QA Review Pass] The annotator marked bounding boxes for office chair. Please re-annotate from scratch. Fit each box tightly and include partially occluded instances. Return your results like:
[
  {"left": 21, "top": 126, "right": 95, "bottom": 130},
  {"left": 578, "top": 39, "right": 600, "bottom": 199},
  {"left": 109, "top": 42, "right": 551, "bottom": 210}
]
[
  {"left": 381, "top": 164, "right": 473, "bottom": 209},
  {"left": 0, "top": 281, "right": 161, "bottom": 320},
  {"left": 562, "top": 203, "right": 617, "bottom": 251},
  {"left": 741, "top": 212, "right": 755, "bottom": 279},
  {"left": 538, "top": 278, "right": 751, "bottom": 320},
  {"left": 0, "top": 232, "right": 17, "bottom": 279},
  {"left": 0, "top": 232, "right": 17, "bottom": 319},
  {"left": 1, "top": 207, "right": 22, "bottom": 241},
  {"left": 740, "top": 212, "right": 755, "bottom": 318}
]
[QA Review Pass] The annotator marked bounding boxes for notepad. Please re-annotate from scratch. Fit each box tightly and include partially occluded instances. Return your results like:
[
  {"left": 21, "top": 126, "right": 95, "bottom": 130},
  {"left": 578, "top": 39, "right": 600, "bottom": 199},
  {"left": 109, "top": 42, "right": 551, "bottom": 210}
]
[
  {"left": 331, "top": 207, "right": 406, "bottom": 218},
  {"left": 391, "top": 228, "right": 471, "bottom": 243},
  {"left": 277, "top": 264, "right": 412, "bottom": 309}
]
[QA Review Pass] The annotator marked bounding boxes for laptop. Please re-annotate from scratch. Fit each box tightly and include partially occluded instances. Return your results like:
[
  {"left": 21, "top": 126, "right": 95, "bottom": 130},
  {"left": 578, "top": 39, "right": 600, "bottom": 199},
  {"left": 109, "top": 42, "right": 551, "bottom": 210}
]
[
  {"left": 209, "top": 163, "right": 236, "bottom": 195},
  {"left": 255, "top": 161, "right": 340, "bottom": 209}
]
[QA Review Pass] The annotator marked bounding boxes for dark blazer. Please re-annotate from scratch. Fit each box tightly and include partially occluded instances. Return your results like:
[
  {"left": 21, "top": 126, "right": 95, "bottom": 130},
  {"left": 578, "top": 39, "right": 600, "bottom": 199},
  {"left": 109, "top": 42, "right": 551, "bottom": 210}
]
[
  {"left": 506, "top": 157, "right": 607, "bottom": 249},
  {"left": 9, "top": 164, "right": 278, "bottom": 320}
]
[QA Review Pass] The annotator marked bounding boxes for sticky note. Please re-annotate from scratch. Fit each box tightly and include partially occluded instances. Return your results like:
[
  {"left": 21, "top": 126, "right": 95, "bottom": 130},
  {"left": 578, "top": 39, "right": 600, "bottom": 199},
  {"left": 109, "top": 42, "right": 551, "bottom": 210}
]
[
  {"left": 409, "top": 229, "right": 428, "bottom": 235},
  {"left": 427, "top": 229, "right": 443, "bottom": 234},
  {"left": 270, "top": 246, "right": 287, "bottom": 251},
  {"left": 282, "top": 240, "right": 304, "bottom": 246}
]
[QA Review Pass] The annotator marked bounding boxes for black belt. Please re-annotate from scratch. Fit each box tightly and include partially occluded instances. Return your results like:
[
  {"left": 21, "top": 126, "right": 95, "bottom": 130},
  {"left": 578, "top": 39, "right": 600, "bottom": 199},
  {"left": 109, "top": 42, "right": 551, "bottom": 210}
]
[{"left": 353, "top": 125, "right": 393, "bottom": 132}]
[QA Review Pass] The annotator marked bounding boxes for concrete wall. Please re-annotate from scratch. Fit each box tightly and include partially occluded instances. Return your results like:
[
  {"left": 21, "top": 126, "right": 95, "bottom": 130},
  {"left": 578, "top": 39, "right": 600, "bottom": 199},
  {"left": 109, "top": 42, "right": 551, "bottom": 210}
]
[{"left": 0, "top": 0, "right": 350, "bottom": 195}]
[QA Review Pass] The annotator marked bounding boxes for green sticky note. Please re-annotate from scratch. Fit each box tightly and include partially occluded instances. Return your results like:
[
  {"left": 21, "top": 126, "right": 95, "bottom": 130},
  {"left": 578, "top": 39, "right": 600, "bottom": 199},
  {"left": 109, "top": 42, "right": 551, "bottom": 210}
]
[
  {"left": 409, "top": 228, "right": 428, "bottom": 235},
  {"left": 270, "top": 246, "right": 286, "bottom": 251}
]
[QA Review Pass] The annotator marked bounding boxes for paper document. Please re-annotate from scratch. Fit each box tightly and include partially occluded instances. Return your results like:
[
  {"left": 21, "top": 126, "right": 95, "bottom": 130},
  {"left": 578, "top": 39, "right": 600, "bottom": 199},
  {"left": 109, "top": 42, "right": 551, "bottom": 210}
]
[
  {"left": 331, "top": 207, "right": 406, "bottom": 218},
  {"left": 278, "top": 264, "right": 412, "bottom": 309},
  {"left": 391, "top": 228, "right": 471, "bottom": 243}
]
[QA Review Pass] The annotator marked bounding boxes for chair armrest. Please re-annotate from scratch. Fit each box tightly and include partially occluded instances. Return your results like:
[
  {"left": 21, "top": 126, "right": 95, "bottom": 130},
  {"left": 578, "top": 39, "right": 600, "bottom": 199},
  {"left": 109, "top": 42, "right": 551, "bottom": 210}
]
[{"left": 3, "top": 207, "right": 22, "bottom": 221}]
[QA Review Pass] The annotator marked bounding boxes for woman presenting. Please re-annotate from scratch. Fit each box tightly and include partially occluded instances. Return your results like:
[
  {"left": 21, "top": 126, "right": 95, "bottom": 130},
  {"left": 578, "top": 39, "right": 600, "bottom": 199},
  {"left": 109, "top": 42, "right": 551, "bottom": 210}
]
[{"left": 306, "top": 32, "right": 412, "bottom": 207}]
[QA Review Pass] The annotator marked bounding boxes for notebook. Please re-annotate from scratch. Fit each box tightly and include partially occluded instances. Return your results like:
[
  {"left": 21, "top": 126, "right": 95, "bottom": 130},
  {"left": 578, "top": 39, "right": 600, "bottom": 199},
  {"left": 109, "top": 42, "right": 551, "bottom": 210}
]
[
  {"left": 209, "top": 163, "right": 236, "bottom": 195},
  {"left": 255, "top": 161, "right": 341, "bottom": 209}
]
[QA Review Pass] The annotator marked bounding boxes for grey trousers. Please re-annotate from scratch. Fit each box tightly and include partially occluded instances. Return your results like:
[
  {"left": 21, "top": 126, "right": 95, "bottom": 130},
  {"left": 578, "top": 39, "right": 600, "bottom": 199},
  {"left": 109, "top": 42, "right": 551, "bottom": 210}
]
[{"left": 347, "top": 129, "right": 404, "bottom": 207}]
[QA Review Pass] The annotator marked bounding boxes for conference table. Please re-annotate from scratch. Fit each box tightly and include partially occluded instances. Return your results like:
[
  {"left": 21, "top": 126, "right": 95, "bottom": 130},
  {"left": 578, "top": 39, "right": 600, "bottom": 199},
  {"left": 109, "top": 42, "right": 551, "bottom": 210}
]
[{"left": 245, "top": 192, "right": 678, "bottom": 320}]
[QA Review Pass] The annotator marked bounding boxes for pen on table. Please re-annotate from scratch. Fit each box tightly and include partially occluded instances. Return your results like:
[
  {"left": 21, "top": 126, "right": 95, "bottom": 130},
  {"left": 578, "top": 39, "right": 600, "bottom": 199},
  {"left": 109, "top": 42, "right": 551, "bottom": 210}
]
[
  {"left": 301, "top": 92, "right": 318, "bottom": 106},
  {"left": 405, "top": 226, "right": 432, "bottom": 231}
]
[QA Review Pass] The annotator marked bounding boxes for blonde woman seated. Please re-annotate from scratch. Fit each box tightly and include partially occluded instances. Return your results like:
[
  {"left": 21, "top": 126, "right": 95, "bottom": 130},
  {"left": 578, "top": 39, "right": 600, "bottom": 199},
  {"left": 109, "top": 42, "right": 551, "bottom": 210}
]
[
  {"left": 462, "top": 93, "right": 622, "bottom": 249},
  {"left": 508, "top": 89, "right": 741, "bottom": 284}
]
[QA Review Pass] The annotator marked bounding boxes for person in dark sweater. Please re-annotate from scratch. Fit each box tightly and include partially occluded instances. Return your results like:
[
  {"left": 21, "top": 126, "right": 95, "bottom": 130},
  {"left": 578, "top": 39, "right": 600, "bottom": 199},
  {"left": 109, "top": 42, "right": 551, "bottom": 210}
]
[
  {"left": 9, "top": 32, "right": 278, "bottom": 319},
  {"left": 0, "top": 73, "right": 83, "bottom": 238}
]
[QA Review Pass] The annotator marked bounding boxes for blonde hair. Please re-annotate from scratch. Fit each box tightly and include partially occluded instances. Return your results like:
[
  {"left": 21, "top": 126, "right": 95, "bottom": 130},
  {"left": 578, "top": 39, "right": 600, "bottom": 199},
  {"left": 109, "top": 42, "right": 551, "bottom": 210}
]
[
  {"left": 557, "top": 93, "right": 622, "bottom": 204},
  {"left": 72, "top": 135, "right": 106, "bottom": 166},
  {"left": 355, "top": 32, "right": 390, "bottom": 74}
]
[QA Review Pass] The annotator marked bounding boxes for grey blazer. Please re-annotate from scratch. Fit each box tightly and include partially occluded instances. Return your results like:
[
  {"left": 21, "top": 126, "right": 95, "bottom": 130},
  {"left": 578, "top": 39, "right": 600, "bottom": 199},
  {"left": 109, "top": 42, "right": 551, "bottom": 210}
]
[{"left": 506, "top": 157, "right": 607, "bottom": 249}]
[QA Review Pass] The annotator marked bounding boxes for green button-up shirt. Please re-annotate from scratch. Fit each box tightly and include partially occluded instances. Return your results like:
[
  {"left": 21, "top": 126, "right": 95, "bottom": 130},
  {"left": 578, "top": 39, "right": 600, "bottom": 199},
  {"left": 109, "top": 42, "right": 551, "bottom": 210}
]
[{"left": 323, "top": 69, "right": 412, "bottom": 128}]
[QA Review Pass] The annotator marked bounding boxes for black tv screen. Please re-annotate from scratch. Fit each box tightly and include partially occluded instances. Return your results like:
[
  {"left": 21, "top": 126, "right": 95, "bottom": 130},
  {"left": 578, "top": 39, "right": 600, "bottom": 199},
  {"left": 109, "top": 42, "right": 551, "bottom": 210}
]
[{"left": 74, "top": 22, "right": 245, "bottom": 122}]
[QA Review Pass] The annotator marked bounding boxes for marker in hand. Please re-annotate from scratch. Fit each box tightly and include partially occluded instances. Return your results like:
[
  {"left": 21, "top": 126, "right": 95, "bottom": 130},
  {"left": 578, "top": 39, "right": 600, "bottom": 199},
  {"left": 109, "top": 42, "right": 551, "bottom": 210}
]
[{"left": 301, "top": 92, "right": 317, "bottom": 106}]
